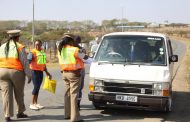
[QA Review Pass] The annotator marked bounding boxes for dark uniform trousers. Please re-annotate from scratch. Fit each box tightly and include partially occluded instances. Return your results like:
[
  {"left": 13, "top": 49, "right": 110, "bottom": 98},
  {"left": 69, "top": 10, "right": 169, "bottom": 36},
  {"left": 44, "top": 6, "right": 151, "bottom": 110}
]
[
  {"left": 0, "top": 68, "right": 26, "bottom": 117},
  {"left": 63, "top": 69, "right": 82, "bottom": 121}
]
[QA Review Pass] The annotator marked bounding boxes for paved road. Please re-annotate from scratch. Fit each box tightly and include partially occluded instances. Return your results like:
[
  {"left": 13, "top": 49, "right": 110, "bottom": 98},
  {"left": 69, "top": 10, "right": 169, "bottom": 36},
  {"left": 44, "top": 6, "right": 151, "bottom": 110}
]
[{"left": 0, "top": 40, "right": 189, "bottom": 122}]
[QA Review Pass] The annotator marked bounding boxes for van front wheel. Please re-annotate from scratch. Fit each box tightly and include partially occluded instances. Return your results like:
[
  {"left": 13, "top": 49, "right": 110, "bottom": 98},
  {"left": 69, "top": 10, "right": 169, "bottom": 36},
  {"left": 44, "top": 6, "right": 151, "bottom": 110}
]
[
  {"left": 92, "top": 101, "right": 106, "bottom": 109},
  {"left": 164, "top": 97, "right": 172, "bottom": 112}
]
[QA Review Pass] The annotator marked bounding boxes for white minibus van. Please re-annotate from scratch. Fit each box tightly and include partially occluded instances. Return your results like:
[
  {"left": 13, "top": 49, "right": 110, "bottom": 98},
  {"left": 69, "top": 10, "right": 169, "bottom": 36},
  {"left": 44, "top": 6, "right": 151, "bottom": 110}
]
[{"left": 88, "top": 32, "right": 178, "bottom": 112}]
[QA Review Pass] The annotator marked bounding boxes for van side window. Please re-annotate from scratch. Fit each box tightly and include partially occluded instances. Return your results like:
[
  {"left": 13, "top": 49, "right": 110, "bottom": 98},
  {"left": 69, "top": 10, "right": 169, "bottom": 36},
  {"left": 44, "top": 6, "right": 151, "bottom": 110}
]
[{"left": 167, "top": 39, "right": 173, "bottom": 56}]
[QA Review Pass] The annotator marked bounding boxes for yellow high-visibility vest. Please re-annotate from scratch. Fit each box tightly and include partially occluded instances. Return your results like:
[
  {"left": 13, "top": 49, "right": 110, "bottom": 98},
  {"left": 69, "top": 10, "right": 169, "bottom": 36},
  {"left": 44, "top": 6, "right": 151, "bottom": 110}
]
[
  {"left": 30, "top": 49, "right": 46, "bottom": 71},
  {"left": 58, "top": 45, "right": 83, "bottom": 71},
  {"left": 0, "top": 40, "right": 24, "bottom": 71}
]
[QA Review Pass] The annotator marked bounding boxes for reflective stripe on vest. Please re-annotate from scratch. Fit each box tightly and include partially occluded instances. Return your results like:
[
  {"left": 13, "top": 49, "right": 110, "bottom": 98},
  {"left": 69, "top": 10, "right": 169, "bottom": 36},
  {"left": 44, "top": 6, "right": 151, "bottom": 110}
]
[
  {"left": 58, "top": 45, "right": 82, "bottom": 71},
  {"left": 0, "top": 41, "right": 24, "bottom": 70},
  {"left": 30, "top": 49, "right": 46, "bottom": 71}
]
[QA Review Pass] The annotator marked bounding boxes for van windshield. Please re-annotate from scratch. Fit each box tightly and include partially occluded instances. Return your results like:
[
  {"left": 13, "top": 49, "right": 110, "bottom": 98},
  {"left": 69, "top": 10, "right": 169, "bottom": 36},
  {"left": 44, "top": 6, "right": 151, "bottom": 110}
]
[{"left": 94, "top": 35, "right": 166, "bottom": 65}]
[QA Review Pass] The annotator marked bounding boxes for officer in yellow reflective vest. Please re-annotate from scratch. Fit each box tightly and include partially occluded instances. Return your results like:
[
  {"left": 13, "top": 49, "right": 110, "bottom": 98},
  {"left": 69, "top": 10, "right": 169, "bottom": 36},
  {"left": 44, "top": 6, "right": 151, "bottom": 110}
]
[
  {"left": 28, "top": 40, "right": 51, "bottom": 110},
  {"left": 58, "top": 34, "right": 84, "bottom": 122},
  {"left": 0, "top": 30, "right": 31, "bottom": 122}
]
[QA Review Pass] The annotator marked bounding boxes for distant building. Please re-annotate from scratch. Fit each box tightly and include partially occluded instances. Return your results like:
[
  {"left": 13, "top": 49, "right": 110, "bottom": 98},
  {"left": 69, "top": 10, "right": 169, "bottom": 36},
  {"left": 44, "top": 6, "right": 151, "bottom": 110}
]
[{"left": 147, "top": 23, "right": 160, "bottom": 28}]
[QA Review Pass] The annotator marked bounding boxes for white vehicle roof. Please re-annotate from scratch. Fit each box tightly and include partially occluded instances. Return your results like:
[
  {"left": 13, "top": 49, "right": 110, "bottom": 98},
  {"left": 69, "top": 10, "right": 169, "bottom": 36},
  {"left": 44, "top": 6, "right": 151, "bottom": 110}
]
[{"left": 104, "top": 32, "right": 167, "bottom": 38}]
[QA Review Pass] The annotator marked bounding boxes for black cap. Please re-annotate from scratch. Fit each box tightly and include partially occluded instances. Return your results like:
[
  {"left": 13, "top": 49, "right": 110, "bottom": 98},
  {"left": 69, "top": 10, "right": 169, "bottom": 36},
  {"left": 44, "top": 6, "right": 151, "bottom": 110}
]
[{"left": 74, "top": 35, "right": 81, "bottom": 43}]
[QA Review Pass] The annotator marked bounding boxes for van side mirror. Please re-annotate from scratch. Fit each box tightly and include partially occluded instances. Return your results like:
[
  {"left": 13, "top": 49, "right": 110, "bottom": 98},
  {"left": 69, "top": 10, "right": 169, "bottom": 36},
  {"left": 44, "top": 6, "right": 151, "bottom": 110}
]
[
  {"left": 169, "top": 55, "right": 178, "bottom": 62},
  {"left": 89, "top": 52, "right": 95, "bottom": 58}
]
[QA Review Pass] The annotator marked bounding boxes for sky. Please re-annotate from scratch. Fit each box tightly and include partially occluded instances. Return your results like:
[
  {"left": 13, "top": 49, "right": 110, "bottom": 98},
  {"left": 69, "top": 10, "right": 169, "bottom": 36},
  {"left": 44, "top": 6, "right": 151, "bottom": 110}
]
[{"left": 0, "top": 0, "right": 190, "bottom": 24}]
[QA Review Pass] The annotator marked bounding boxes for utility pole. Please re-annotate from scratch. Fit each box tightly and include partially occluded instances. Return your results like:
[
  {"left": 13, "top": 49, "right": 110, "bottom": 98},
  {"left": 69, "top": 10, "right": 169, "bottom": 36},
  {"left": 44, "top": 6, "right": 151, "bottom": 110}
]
[
  {"left": 121, "top": 7, "right": 124, "bottom": 32},
  {"left": 32, "top": 0, "right": 35, "bottom": 44}
]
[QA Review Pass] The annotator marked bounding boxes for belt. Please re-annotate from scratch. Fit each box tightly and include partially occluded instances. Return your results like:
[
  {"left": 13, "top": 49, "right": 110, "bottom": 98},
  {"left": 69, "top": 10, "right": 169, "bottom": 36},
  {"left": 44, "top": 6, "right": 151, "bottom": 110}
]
[{"left": 63, "top": 69, "right": 81, "bottom": 73}]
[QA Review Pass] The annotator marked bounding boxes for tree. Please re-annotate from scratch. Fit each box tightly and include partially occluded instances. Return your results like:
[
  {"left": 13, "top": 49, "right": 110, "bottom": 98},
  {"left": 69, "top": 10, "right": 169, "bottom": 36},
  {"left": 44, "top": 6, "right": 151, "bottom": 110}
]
[
  {"left": 27, "top": 21, "right": 47, "bottom": 35},
  {"left": 82, "top": 20, "right": 98, "bottom": 30},
  {"left": 0, "top": 20, "right": 21, "bottom": 30}
]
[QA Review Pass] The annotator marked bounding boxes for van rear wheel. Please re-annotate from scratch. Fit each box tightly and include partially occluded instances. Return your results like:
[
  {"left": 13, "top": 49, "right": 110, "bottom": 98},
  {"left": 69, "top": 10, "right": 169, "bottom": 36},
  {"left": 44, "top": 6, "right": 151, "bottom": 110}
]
[
  {"left": 164, "top": 97, "right": 172, "bottom": 112},
  {"left": 92, "top": 101, "right": 106, "bottom": 109}
]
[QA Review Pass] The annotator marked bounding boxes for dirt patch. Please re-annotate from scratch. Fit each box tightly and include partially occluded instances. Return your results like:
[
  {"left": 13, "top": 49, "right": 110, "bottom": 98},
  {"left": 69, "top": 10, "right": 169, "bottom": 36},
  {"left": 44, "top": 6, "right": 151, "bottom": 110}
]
[{"left": 171, "top": 36, "right": 190, "bottom": 91}]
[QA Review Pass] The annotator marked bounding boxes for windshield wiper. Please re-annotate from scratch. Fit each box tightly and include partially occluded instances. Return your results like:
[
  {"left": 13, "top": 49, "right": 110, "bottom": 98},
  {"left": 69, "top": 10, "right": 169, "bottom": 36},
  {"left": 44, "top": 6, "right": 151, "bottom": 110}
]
[
  {"left": 124, "top": 61, "right": 132, "bottom": 66},
  {"left": 128, "top": 62, "right": 152, "bottom": 66},
  {"left": 97, "top": 61, "right": 111, "bottom": 65},
  {"left": 97, "top": 61, "right": 124, "bottom": 65}
]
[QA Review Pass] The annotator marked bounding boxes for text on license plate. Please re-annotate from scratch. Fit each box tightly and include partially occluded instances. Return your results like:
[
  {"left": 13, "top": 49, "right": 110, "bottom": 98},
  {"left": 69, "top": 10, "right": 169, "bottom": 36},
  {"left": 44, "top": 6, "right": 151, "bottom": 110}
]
[{"left": 116, "top": 95, "right": 137, "bottom": 102}]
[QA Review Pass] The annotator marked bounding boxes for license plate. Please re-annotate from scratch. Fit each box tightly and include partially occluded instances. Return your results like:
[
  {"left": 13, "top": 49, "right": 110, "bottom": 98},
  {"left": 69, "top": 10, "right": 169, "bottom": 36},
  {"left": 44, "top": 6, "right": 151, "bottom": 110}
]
[{"left": 116, "top": 95, "right": 137, "bottom": 102}]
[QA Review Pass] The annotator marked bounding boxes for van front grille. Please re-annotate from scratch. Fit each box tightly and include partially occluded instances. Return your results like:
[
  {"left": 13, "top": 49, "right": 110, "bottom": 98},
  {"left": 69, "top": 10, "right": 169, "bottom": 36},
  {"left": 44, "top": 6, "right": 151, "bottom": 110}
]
[{"left": 103, "top": 82, "right": 152, "bottom": 94}]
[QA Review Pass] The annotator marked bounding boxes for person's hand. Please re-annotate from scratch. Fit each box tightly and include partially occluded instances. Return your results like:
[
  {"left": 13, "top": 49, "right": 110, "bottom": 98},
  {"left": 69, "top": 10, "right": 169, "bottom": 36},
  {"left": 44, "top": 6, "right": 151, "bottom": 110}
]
[
  {"left": 46, "top": 72, "right": 52, "bottom": 80},
  {"left": 48, "top": 74, "right": 52, "bottom": 80},
  {"left": 28, "top": 77, "right": 32, "bottom": 84},
  {"left": 83, "top": 54, "right": 88, "bottom": 60}
]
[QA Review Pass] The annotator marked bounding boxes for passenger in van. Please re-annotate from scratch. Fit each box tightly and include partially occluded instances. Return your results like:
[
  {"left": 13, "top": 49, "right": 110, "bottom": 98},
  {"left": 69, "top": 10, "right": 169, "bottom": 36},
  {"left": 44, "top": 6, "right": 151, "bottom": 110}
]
[
  {"left": 121, "top": 42, "right": 131, "bottom": 60},
  {"left": 133, "top": 41, "right": 151, "bottom": 62},
  {"left": 153, "top": 41, "right": 165, "bottom": 63}
]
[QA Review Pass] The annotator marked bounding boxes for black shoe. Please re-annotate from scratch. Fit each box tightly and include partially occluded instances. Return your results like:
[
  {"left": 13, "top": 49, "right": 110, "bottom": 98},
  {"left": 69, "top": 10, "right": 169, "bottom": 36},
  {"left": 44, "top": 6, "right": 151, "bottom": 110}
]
[
  {"left": 5, "top": 117, "right": 12, "bottom": 122},
  {"left": 64, "top": 117, "right": 70, "bottom": 120},
  {"left": 16, "top": 113, "right": 28, "bottom": 118},
  {"left": 77, "top": 102, "right": 80, "bottom": 111},
  {"left": 72, "top": 119, "right": 84, "bottom": 122}
]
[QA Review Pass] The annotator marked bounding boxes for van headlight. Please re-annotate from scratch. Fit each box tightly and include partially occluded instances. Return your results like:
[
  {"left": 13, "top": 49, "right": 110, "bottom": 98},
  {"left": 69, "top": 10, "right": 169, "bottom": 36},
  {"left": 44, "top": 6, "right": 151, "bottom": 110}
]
[
  {"left": 94, "top": 80, "right": 103, "bottom": 86},
  {"left": 94, "top": 80, "right": 103, "bottom": 92},
  {"left": 94, "top": 86, "right": 103, "bottom": 92},
  {"left": 153, "top": 83, "right": 170, "bottom": 96},
  {"left": 153, "top": 84, "right": 162, "bottom": 90},
  {"left": 89, "top": 79, "right": 104, "bottom": 92}
]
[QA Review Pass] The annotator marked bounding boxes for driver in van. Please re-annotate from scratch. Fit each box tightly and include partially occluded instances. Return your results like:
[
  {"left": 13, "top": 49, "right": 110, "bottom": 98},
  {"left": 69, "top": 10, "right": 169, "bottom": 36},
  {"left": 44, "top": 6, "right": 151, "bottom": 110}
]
[{"left": 105, "top": 42, "right": 123, "bottom": 58}]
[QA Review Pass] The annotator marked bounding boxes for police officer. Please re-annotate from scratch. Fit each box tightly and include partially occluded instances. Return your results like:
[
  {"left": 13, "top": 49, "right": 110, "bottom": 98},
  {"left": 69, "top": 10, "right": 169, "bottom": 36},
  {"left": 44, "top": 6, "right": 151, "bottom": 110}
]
[
  {"left": 58, "top": 34, "right": 84, "bottom": 122},
  {"left": 0, "top": 30, "right": 32, "bottom": 122}
]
